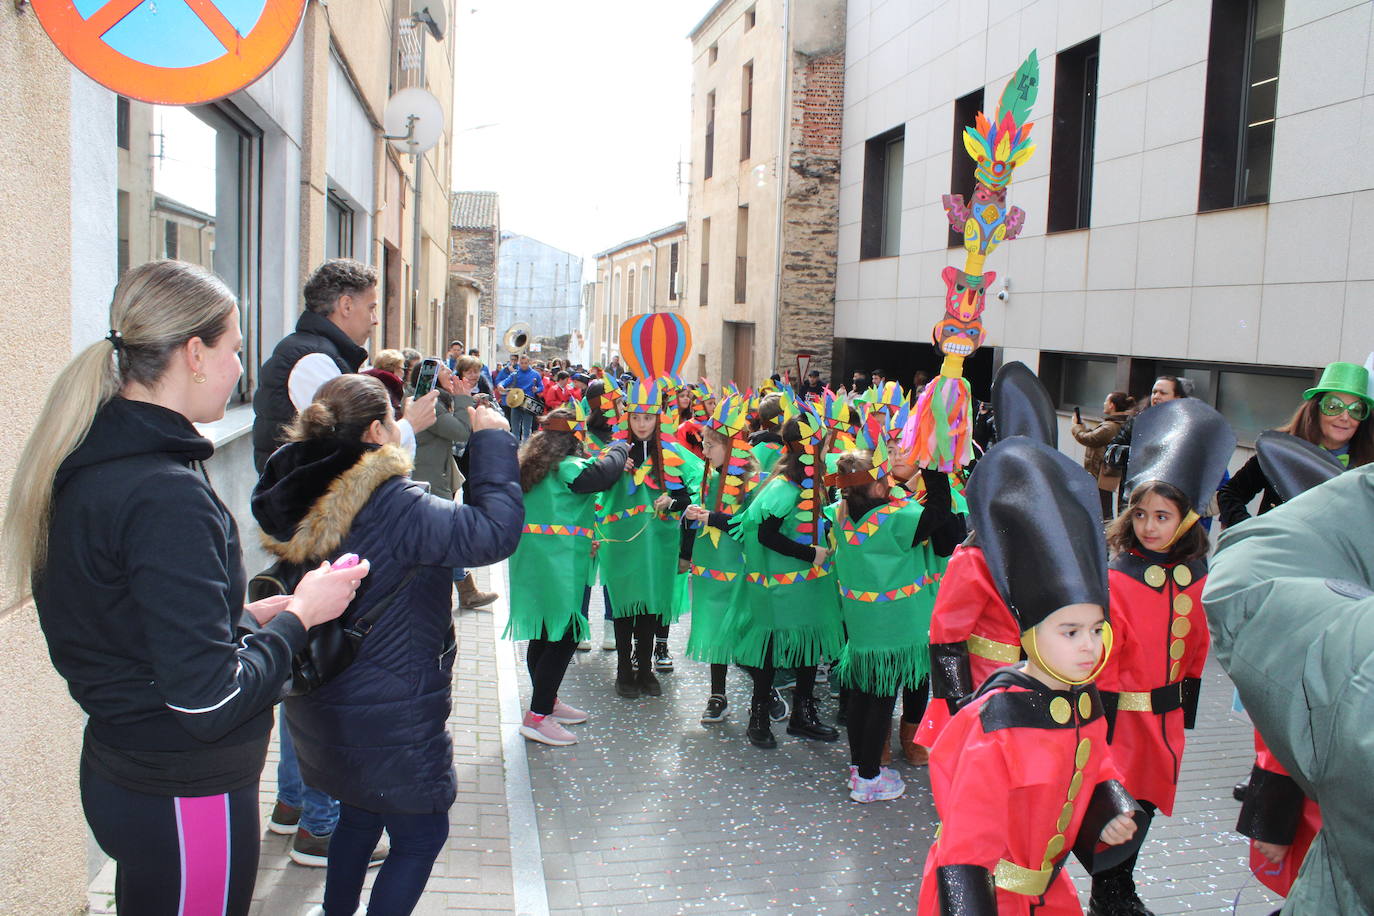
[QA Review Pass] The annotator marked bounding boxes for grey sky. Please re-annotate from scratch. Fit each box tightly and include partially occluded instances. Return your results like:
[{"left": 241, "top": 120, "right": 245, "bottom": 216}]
[{"left": 450, "top": 1, "right": 702, "bottom": 261}]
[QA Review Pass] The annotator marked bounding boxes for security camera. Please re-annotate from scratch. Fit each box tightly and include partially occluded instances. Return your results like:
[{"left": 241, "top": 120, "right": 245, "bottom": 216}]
[{"left": 996, "top": 288, "right": 1009, "bottom": 302}]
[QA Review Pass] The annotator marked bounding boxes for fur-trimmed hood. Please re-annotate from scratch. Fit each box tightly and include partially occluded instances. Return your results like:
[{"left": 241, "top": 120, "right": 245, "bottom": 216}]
[{"left": 252, "top": 440, "right": 413, "bottom": 564}]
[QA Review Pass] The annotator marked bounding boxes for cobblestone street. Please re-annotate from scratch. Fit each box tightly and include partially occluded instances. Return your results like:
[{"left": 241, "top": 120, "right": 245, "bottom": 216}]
[{"left": 87, "top": 563, "right": 1284, "bottom": 915}]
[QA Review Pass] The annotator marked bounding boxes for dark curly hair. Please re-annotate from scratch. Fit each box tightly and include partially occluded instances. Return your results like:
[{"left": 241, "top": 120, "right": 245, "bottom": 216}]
[
  {"left": 304, "top": 258, "right": 378, "bottom": 316},
  {"left": 1106, "top": 480, "right": 1209, "bottom": 562},
  {"left": 518, "top": 408, "right": 585, "bottom": 492}
]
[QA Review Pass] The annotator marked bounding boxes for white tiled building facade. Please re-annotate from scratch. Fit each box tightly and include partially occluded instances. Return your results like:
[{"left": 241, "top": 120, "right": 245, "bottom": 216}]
[{"left": 834, "top": 0, "right": 1374, "bottom": 445}]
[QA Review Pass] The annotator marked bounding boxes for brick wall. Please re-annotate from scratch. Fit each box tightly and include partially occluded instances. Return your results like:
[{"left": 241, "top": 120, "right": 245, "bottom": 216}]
[
  {"left": 449, "top": 226, "right": 499, "bottom": 348},
  {"left": 776, "top": 48, "right": 843, "bottom": 384}
]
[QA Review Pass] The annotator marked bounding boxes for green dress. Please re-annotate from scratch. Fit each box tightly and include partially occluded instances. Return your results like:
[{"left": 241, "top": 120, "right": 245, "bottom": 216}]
[
  {"left": 729, "top": 475, "right": 844, "bottom": 668},
  {"left": 752, "top": 440, "right": 783, "bottom": 473},
  {"left": 827, "top": 497, "right": 940, "bottom": 696},
  {"left": 504, "top": 456, "right": 603, "bottom": 643},
  {"left": 681, "top": 472, "right": 759, "bottom": 664},
  {"left": 596, "top": 440, "right": 703, "bottom": 622}
]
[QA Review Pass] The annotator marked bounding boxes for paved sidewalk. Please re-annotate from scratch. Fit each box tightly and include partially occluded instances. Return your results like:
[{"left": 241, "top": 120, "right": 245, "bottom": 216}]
[
  {"left": 520, "top": 588, "right": 1283, "bottom": 915},
  {"left": 90, "top": 566, "right": 518, "bottom": 916}
]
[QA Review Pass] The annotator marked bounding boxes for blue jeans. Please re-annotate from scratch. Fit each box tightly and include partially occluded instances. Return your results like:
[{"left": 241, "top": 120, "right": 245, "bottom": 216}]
[
  {"left": 276, "top": 720, "right": 339, "bottom": 836},
  {"left": 323, "top": 803, "right": 448, "bottom": 916},
  {"left": 510, "top": 407, "right": 534, "bottom": 442},
  {"left": 580, "top": 585, "right": 613, "bottom": 621}
]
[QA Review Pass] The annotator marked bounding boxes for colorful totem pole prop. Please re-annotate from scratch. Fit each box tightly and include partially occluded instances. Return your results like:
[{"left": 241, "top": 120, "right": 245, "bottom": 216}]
[{"left": 904, "top": 52, "right": 1039, "bottom": 472}]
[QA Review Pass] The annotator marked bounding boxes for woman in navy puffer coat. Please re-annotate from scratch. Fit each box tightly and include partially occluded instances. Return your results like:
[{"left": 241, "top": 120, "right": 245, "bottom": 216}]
[{"left": 252, "top": 373, "right": 522, "bottom": 916}]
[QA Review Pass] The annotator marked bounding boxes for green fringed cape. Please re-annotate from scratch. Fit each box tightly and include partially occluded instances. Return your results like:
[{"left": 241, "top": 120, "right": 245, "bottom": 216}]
[
  {"left": 681, "top": 472, "right": 758, "bottom": 664},
  {"left": 826, "top": 496, "right": 942, "bottom": 696},
  {"left": 752, "top": 440, "right": 783, "bottom": 473},
  {"left": 504, "top": 455, "right": 601, "bottom": 643},
  {"left": 596, "top": 440, "right": 703, "bottom": 623},
  {"left": 728, "top": 475, "right": 843, "bottom": 668}
]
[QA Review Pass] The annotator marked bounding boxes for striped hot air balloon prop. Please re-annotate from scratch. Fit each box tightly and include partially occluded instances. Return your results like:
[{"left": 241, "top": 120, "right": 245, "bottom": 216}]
[{"left": 618, "top": 313, "right": 693, "bottom": 382}]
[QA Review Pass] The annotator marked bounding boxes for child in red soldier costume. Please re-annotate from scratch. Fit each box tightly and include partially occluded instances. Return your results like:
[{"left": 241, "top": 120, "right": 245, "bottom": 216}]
[
  {"left": 1092, "top": 398, "right": 1235, "bottom": 916},
  {"left": 917, "top": 362, "right": 1057, "bottom": 751},
  {"left": 919, "top": 436, "right": 1142, "bottom": 916},
  {"left": 1232, "top": 431, "right": 1341, "bottom": 897}
]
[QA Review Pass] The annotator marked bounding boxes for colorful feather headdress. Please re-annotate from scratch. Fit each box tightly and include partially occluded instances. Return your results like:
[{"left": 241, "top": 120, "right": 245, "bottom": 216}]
[
  {"left": 697, "top": 394, "right": 755, "bottom": 544},
  {"left": 621, "top": 378, "right": 663, "bottom": 415},
  {"left": 786, "top": 407, "right": 829, "bottom": 545},
  {"left": 826, "top": 412, "right": 891, "bottom": 490},
  {"left": 541, "top": 398, "right": 589, "bottom": 439},
  {"left": 905, "top": 51, "right": 1039, "bottom": 473}
]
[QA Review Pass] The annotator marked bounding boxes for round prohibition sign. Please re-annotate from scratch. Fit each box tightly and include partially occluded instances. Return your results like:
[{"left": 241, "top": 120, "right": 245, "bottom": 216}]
[{"left": 33, "top": 0, "right": 306, "bottom": 105}]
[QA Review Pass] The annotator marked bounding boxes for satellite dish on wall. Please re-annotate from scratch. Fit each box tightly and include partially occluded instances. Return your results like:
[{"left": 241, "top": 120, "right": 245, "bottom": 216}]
[
  {"left": 384, "top": 88, "right": 445, "bottom": 155},
  {"left": 411, "top": 0, "right": 447, "bottom": 40}
]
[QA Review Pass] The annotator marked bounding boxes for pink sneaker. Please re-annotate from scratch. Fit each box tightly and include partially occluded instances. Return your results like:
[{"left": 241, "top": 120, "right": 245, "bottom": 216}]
[
  {"left": 850, "top": 772, "right": 905, "bottom": 803},
  {"left": 520, "top": 711, "right": 577, "bottom": 746},
  {"left": 549, "top": 698, "right": 587, "bottom": 725}
]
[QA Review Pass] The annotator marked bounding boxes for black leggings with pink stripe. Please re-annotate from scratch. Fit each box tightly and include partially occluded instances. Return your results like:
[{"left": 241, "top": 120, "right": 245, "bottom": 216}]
[{"left": 81, "top": 757, "right": 261, "bottom": 915}]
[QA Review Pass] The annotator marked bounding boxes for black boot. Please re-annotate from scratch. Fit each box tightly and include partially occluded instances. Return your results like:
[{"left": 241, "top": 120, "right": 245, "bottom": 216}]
[
  {"left": 747, "top": 701, "right": 777, "bottom": 749},
  {"left": 633, "top": 616, "right": 661, "bottom": 695},
  {"left": 613, "top": 617, "right": 639, "bottom": 698},
  {"left": 1088, "top": 861, "right": 1154, "bottom": 916},
  {"left": 787, "top": 695, "right": 839, "bottom": 741}
]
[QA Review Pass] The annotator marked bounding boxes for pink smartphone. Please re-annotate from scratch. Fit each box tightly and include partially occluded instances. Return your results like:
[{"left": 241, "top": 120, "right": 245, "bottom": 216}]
[{"left": 331, "top": 553, "right": 361, "bottom": 570}]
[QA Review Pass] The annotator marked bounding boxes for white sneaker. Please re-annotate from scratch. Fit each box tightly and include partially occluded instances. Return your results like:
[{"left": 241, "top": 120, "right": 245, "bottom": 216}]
[
  {"left": 600, "top": 619, "right": 617, "bottom": 650},
  {"left": 304, "top": 906, "right": 366, "bottom": 915},
  {"left": 576, "top": 639, "right": 592, "bottom": 651},
  {"left": 850, "top": 772, "right": 905, "bottom": 803}
]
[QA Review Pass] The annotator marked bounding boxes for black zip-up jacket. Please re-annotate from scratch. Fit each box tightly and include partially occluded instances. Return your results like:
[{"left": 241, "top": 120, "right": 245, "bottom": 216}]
[
  {"left": 251, "top": 309, "right": 369, "bottom": 471},
  {"left": 36, "top": 397, "right": 306, "bottom": 794}
]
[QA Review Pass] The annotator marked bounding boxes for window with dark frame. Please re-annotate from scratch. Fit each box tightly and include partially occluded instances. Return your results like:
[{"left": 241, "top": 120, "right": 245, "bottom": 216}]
[
  {"left": 326, "top": 190, "right": 354, "bottom": 260},
  {"left": 704, "top": 91, "right": 716, "bottom": 180},
  {"left": 740, "top": 61, "right": 754, "bottom": 161},
  {"left": 116, "top": 96, "right": 130, "bottom": 150},
  {"left": 708, "top": 43, "right": 718, "bottom": 65},
  {"left": 1198, "top": 0, "right": 1284, "bottom": 211},
  {"left": 669, "top": 242, "right": 680, "bottom": 300},
  {"left": 745, "top": 6, "right": 756, "bottom": 29},
  {"left": 859, "top": 126, "right": 905, "bottom": 260},
  {"left": 1048, "top": 37, "right": 1100, "bottom": 232},
  {"left": 627, "top": 267, "right": 636, "bottom": 316},
  {"left": 699, "top": 217, "right": 711, "bottom": 307},
  {"left": 948, "top": 89, "right": 984, "bottom": 248},
  {"left": 164, "top": 219, "right": 178, "bottom": 259},
  {"left": 735, "top": 205, "right": 749, "bottom": 303}
]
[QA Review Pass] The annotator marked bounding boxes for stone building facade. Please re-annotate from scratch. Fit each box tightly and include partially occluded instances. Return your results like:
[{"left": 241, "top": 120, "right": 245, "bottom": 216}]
[
  {"left": 2, "top": 4, "right": 456, "bottom": 909},
  {"left": 590, "top": 222, "right": 688, "bottom": 368},
  {"left": 449, "top": 190, "right": 501, "bottom": 359},
  {"left": 686, "top": 0, "right": 847, "bottom": 389}
]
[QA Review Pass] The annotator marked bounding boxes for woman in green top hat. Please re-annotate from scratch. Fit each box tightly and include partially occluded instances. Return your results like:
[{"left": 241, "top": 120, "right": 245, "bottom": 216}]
[
  {"left": 506, "top": 403, "right": 631, "bottom": 746},
  {"left": 1219, "top": 359, "right": 1373, "bottom": 527}
]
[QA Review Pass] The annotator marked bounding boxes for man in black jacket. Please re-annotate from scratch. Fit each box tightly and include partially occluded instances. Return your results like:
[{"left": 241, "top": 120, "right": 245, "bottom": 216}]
[
  {"left": 252, "top": 259, "right": 438, "bottom": 472},
  {"left": 252, "top": 258, "right": 437, "bottom": 866}
]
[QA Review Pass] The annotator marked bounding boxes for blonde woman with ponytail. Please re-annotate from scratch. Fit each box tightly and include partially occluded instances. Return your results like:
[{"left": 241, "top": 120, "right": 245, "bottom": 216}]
[{"left": 2, "top": 260, "right": 369, "bottom": 916}]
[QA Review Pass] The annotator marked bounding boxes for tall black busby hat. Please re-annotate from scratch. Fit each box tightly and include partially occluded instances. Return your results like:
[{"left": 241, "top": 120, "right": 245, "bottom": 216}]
[
  {"left": 1125, "top": 399, "right": 1236, "bottom": 513},
  {"left": 1255, "top": 430, "right": 1345, "bottom": 503},
  {"left": 991, "top": 360, "right": 1057, "bottom": 448},
  {"left": 967, "top": 437, "right": 1108, "bottom": 632}
]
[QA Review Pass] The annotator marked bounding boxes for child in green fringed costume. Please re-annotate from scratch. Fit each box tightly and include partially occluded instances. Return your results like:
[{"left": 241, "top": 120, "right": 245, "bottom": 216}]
[
  {"left": 731, "top": 412, "right": 843, "bottom": 749},
  {"left": 596, "top": 379, "right": 703, "bottom": 699},
  {"left": 825, "top": 419, "right": 964, "bottom": 802},
  {"left": 680, "top": 394, "right": 761, "bottom": 726},
  {"left": 747, "top": 393, "right": 786, "bottom": 473},
  {"left": 505, "top": 405, "right": 631, "bottom": 747},
  {"left": 581, "top": 379, "right": 621, "bottom": 651}
]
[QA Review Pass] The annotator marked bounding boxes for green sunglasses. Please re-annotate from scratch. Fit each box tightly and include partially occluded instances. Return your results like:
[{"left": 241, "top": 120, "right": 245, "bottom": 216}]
[{"left": 1318, "top": 392, "right": 1370, "bottom": 422}]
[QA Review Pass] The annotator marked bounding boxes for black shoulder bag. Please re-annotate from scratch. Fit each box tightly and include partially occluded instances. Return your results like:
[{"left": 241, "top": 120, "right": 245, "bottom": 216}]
[{"left": 249, "top": 561, "right": 419, "bottom": 696}]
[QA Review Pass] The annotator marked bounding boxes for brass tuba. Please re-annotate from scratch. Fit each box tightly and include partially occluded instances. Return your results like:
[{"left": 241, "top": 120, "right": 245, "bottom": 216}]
[{"left": 503, "top": 321, "right": 531, "bottom": 354}]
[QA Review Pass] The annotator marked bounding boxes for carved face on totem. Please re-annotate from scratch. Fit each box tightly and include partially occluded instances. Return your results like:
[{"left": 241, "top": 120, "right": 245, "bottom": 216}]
[
  {"left": 942, "top": 267, "right": 994, "bottom": 323},
  {"left": 933, "top": 316, "right": 984, "bottom": 358}
]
